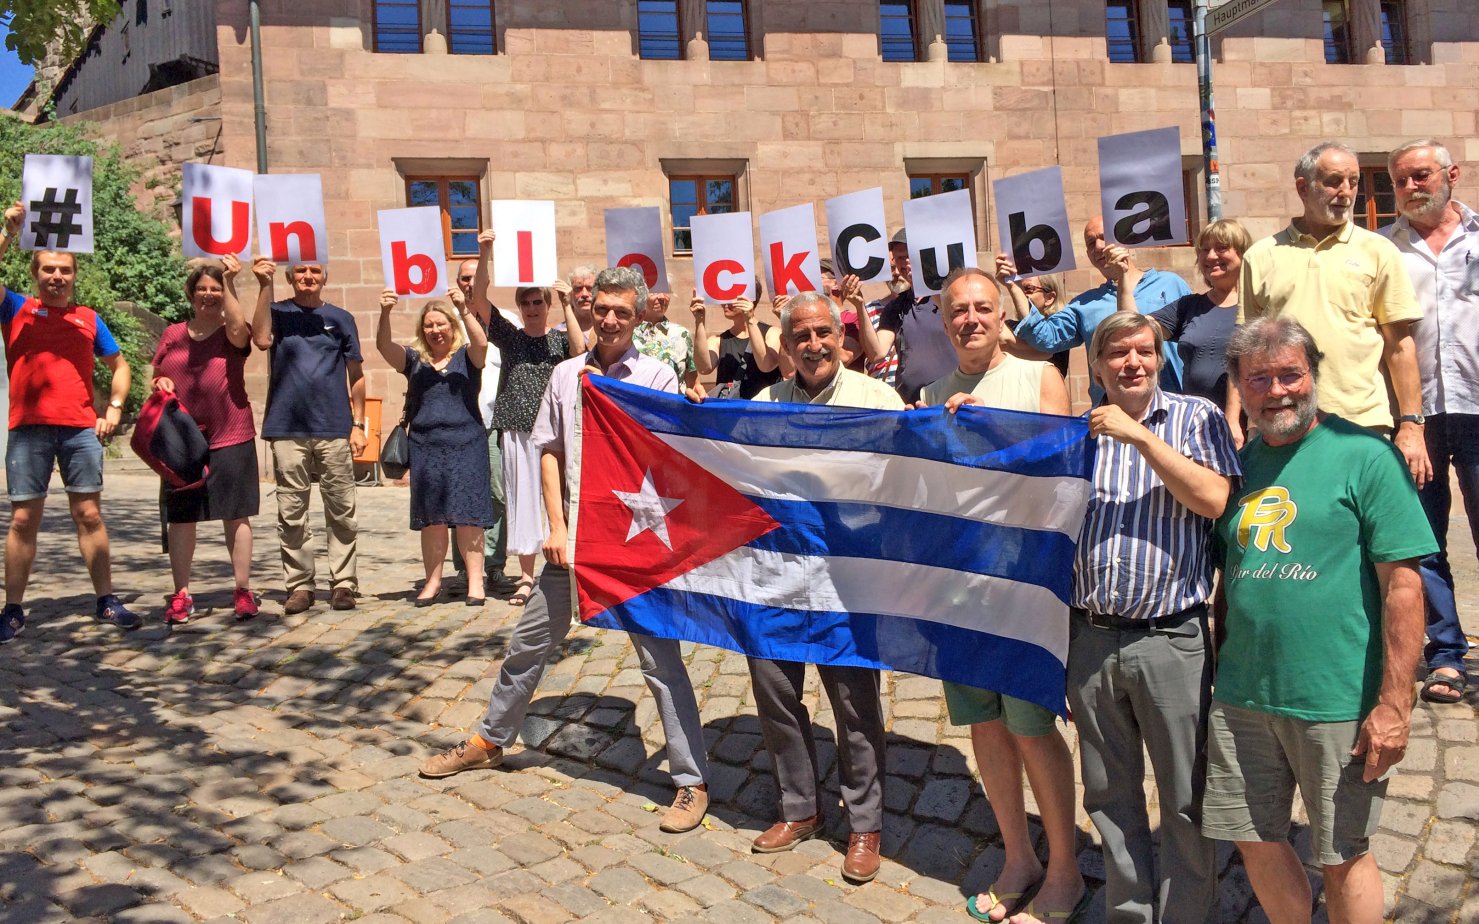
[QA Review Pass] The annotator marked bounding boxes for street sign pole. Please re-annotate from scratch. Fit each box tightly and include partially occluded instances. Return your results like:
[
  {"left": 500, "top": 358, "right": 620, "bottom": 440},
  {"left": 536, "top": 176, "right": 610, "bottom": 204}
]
[{"left": 1195, "top": 0, "right": 1221, "bottom": 222}]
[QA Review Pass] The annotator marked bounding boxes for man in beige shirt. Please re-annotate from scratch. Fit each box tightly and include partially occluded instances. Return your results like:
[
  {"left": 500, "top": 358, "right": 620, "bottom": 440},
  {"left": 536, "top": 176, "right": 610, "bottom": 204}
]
[
  {"left": 749, "top": 291, "right": 900, "bottom": 884},
  {"left": 1239, "top": 140, "right": 1430, "bottom": 483}
]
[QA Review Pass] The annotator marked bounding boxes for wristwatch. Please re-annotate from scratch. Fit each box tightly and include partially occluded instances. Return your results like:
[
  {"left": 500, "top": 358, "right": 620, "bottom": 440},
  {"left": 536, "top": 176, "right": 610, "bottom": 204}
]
[
  {"left": 1398, "top": 413, "right": 1426, "bottom": 426},
  {"left": 108, "top": 398, "right": 124, "bottom": 410}
]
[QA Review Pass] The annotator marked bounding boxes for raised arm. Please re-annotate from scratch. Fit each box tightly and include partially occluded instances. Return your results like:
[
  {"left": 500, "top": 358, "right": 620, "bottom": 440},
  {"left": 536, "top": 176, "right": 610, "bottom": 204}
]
[
  {"left": 375, "top": 290, "right": 408, "bottom": 373},
  {"left": 250, "top": 256, "right": 276, "bottom": 350},
  {"left": 735, "top": 298, "right": 779, "bottom": 373},
  {"left": 0, "top": 202, "right": 21, "bottom": 299},
  {"left": 469, "top": 230, "right": 495, "bottom": 327},
  {"left": 691, "top": 292, "right": 717, "bottom": 375},
  {"left": 560, "top": 288, "right": 586, "bottom": 357},
  {"left": 451, "top": 287, "right": 487, "bottom": 369},
  {"left": 220, "top": 253, "right": 251, "bottom": 349}
]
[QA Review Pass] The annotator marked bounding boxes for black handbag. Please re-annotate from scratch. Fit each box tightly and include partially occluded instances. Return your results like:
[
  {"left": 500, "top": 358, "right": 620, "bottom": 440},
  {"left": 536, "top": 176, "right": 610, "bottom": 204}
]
[{"left": 380, "top": 385, "right": 416, "bottom": 480}]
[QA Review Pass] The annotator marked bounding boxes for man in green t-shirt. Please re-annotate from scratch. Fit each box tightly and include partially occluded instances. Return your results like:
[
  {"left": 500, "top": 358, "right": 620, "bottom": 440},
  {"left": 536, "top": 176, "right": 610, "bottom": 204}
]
[{"left": 1208, "top": 317, "right": 1436, "bottom": 924}]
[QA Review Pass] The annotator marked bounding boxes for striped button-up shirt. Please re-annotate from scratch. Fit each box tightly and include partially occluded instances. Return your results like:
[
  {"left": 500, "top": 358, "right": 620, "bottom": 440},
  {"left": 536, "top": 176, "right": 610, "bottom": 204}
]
[{"left": 1072, "top": 390, "right": 1241, "bottom": 620}]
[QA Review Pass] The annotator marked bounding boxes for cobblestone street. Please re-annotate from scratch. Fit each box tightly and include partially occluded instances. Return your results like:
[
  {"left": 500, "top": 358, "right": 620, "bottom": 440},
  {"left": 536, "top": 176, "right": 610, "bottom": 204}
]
[{"left": 1, "top": 471, "right": 1475, "bottom": 923}]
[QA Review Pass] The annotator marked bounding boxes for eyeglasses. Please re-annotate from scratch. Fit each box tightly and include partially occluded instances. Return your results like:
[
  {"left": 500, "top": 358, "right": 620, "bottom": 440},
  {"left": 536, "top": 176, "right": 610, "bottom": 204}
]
[
  {"left": 1019, "top": 285, "right": 1045, "bottom": 296},
  {"left": 1242, "top": 370, "right": 1308, "bottom": 391}
]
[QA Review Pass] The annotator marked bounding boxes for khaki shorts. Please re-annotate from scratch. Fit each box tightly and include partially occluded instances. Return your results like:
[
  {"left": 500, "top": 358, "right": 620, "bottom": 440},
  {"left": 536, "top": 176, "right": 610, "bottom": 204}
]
[
  {"left": 1201, "top": 702, "right": 1387, "bottom": 866},
  {"left": 942, "top": 682, "right": 1059, "bottom": 737}
]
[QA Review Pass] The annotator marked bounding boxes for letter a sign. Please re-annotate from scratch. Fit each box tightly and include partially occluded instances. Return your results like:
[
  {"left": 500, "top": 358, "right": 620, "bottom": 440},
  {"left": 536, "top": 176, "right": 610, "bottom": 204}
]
[
  {"left": 1099, "top": 127, "right": 1189, "bottom": 248},
  {"left": 378, "top": 206, "right": 448, "bottom": 296},
  {"left": 182, "top": 163, "right": 253, "bottom": 260}
]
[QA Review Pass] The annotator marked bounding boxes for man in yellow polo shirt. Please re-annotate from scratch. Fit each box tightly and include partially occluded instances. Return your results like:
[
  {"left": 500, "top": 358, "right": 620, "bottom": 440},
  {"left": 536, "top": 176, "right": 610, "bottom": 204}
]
[{"left": 1239, "top": 141, "right": 1430, "bottom": 484}]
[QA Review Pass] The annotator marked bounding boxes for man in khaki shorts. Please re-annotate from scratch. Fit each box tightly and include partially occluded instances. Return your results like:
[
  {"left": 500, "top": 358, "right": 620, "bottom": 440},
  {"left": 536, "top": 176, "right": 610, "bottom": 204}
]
[{"left": 1210, "top": 317, "right": 1434, "bottom": 923}]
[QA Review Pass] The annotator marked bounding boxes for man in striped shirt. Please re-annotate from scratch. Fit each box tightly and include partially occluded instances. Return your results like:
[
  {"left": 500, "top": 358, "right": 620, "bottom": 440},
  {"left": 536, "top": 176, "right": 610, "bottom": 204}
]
[{"left": 1069, "top": 312, "right": 1241, "bottom": 924}]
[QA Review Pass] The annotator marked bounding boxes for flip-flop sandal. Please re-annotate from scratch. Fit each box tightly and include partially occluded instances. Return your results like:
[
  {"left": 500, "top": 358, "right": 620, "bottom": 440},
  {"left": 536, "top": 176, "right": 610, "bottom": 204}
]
[
  {"left": 966, "top": 879, "right": 1041, "bottom": 923},
  {"left": 1420, "top": 669, "right": 1467, "bottom": 704},
  {"left": 508, "top": 579, "right": 535, "bottom": 607},
  {"left": 1019, "top": 887, "right": 1093, "bottom": 924}
]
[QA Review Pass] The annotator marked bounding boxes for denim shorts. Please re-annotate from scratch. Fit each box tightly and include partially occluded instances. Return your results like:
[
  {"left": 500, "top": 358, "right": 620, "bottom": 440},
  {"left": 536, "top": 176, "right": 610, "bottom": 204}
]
[{"left": 6, "top": 425, "right": 104, "bottom": 502}]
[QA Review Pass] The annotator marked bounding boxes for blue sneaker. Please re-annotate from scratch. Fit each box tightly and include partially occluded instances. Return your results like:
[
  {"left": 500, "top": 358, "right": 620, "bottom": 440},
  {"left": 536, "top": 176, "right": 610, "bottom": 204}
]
[
  {"left": 0, "top": 603, "right": 24, "bottom": 644},
  {"left": 96, "top": 595, "right": 141, "bottom": 631}
]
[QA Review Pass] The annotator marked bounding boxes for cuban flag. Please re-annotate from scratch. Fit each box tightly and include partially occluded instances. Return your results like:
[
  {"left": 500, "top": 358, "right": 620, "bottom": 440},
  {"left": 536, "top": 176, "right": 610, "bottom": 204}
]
[{"left": 569, "top": 376, "right": 1094, "bottom": 716}]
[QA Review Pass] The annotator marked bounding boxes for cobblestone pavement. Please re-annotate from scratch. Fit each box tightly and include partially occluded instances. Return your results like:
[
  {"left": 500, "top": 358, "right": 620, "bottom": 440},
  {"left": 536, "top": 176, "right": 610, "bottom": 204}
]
[{"left": 1, "top": 471, "right": 1475, "bottom": 923}]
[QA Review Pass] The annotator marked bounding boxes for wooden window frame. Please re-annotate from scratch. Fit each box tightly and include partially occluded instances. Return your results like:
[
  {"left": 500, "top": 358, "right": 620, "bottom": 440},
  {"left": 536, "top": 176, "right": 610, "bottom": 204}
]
[
  {"left": 706, "top": 0, "right": 751, "bottom": 61},
  {"left": 879, "top": 1, "right": 918, "bottom": 63},
  {"left": 372, "top": 0, "right": 423, "bottom": 54},
  {"left": 942, "top": 0, "right": 981, "bottom": 63},
  {"left": 638, "top": 0, "right": 685, "bottom": 61},
  {"left": 1354, "top": 164, "right": 1398, "bottom": 231},
  {"left": 447, "top": 0, "right": 498, "bottom": 55},
  {"left": 404, "top": 174, "right": 485, "bottom": 259},
  {"left": 1105, "top": 0, "right": 1142, "bottom": 64},
  {"left": 668, "top": 173, "right": 740, "bottom": 256}
]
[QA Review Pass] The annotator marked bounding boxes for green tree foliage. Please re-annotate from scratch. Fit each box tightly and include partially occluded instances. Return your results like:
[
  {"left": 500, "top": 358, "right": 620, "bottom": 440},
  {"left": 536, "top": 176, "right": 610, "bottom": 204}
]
[
  {"left": 0, "top": 113, "right": 187, "bottom": 410},
  {"left": 0, "top": 1, "right": 122, "bottom": 67}
]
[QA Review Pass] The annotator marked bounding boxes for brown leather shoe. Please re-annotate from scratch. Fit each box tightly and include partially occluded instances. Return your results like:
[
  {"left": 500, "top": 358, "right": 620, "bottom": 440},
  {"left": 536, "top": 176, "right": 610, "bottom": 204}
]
[
  {"left": 751, "top": 814, "right": 822, "bottom": 853},
  {"left": 842, "top": 830, "right": 881, "bottom": 882},
  {"left": 659, "top": 784, "right": 709, "bottom": 833},
  {"left": 330, "top": 587, "right": 357, "bottom": 610},
  {"left": 283, "top": 589, "right": 313, "bottom": 615},
  {"left": 418, "top": 739, "right": 503, "bottom": 778}
]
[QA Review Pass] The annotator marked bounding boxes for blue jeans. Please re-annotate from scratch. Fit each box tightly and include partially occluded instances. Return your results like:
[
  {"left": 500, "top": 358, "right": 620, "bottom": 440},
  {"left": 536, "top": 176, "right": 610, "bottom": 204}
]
[
  {"left": 1418, "top": 413, "right": 1478, "bottom": 672},
  {"left": 6, "top": 425, "right": 103, "bottom": 502}
]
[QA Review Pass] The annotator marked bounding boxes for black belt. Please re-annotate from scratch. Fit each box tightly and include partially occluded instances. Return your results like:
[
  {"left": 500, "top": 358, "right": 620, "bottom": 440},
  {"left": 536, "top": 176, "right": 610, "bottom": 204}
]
[{"left": 1071, "top": 603, "right": 1206, "bottom": 632}]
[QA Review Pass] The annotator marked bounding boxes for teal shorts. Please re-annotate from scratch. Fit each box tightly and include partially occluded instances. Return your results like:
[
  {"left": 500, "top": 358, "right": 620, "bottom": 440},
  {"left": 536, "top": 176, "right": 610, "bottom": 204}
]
[{"left": 943, "top": 681, "right": 1059, "bottom": 737}]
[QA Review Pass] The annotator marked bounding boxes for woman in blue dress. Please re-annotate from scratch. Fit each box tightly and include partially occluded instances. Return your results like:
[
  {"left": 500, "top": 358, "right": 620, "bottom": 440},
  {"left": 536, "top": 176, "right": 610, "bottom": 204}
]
[{"left": 376, "top": 287, "right": 494, "bottom": 606}]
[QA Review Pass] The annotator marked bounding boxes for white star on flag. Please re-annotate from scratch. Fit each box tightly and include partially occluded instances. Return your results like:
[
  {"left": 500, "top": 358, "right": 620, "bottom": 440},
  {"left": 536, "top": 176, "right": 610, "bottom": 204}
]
[{"left": 613, "top": 469, "right": 685, "bottom": 549}]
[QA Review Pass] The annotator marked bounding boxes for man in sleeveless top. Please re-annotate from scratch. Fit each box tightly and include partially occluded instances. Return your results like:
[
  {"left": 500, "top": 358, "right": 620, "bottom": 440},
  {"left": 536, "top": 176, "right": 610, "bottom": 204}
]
[{"left": 921, "top": 268, "right": 1085, "bottom": 923}]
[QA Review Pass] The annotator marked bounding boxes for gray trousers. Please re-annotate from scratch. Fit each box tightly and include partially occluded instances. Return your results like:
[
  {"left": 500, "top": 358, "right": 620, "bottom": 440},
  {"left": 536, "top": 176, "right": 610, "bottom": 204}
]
[
  {"left": 748, "top": 657, "right": 885, "bottom": 833},
  {"left": 1066, "top": 611, "right": 1215, "bottom": 924},
  {"left": 476, "top": 565, "right": 709, "bottom": 786}
]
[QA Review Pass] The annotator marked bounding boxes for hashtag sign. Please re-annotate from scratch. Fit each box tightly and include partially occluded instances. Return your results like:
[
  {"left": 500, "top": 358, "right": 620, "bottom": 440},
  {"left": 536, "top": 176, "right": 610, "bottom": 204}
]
[{"left": 29, "top": 187, "right": 85, "bottom": 249}]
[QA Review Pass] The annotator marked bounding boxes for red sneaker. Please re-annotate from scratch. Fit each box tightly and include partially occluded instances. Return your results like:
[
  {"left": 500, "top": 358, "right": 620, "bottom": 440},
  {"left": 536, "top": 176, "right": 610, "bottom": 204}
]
[
  {"left": 163, "top": 590, "right": 194, "bottom": 625},
  {"left": 233, "top": 587, "right": 260, "bottom": 621}
]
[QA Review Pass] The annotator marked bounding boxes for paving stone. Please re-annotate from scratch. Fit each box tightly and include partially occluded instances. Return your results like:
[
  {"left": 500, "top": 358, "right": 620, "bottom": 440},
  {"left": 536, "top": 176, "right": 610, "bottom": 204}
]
[
  {"left": 913, "top": 778, "right": 973, "bottom": 823},
  {"left": 588, "top": 867, "right": 654, "bottom": 904},
  {"left": 498, "top": 831, "right": 563, "bottom": 866},
  {"left": 240, "top": 892, "right": 347, "bottom": 924},
  {"left": 1436, "top": 782, "right": 1479, "bottom": 820},
  {"left": 331, "top": 874, "right": 420, "bottom": 913},
  {"left": 630, "top": 850, "right": 701, "bottom": 885},
  {"left": 391, "top": 856, "right": 481, "bottom": 892},
  {"left": 176, "top": 886, "right": 246, "bottom": 919},
  {"left": 844, "top": 887, "right": 922, "bottom": 921},
  {"left": 542, "top": 882, "right": 611, "bottom": 918},
  {"left": 383, "top": 831, "right": 454, "bottom": 862},
  {"left": 1369, "top": 831, "right": 1417, "bottom": 873},
  {"left": 1402, "top": 859, "right": 1470, "bottom": 908},
  {"left": 283, "top": 856, "right": 352, "bottom": 890},
  {"left": 322, "top": 814, "right": 398, "bottom": 846},
  {"left": 57, "top": 883, "right": 143, "bottom": 916},
  {"left": 331, "top": 845, "right": 402, "bottom": 873},
  {"left": 702, "top": 898, "right": 781, "bottom": 923},
  {"left": 676, "top": 872, "right": 740, "bottom": 907}
]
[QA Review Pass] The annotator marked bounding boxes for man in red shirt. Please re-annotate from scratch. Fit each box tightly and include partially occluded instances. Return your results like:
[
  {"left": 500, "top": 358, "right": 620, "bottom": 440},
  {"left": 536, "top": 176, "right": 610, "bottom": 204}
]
[{"left": 0, "top": 202, "right": 139, "bottom": 642}]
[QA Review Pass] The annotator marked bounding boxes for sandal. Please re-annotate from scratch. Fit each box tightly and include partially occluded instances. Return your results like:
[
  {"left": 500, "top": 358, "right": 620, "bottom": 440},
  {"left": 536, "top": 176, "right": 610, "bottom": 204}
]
[
  {"left": 966, "top": 878, "right": 1041, "bottom": 922},
  {"left": 508, "top": 579, "right": 535, "bottom": 607},
  {"left": 1420, "top": 668, "right": 1467, "bottom": 704},
  {"left": 1018, "top": 888, "right": 1092, "bottom": 924}
]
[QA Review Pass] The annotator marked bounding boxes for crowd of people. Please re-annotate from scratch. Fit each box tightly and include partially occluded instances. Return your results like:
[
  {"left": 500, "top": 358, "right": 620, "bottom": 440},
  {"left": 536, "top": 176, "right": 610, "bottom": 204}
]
[{"left": 0, "top": 136, "right": 1472, "bottom": 924}]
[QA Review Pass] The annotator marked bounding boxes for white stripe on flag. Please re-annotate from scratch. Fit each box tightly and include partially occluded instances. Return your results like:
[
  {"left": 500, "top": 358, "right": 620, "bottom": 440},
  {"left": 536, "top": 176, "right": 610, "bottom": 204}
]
[
  {"left": 662, "top": 545, "right": 1069, "bottom": 663},
  {"left": 656, "top": 433, "right": 1090, "bottom": 537}
]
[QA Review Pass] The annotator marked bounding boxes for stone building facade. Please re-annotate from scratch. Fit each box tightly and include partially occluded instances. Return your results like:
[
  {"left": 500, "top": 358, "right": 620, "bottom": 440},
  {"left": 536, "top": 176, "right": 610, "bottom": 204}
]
[{"left": 34, "top": 0, "right": 1479, "bottom": 415}]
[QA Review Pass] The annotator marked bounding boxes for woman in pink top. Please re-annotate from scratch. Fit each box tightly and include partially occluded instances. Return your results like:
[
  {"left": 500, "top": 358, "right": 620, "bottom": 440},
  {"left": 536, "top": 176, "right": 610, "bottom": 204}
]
[{"left": 150, "top": 254, "right": 259, "bottom": 625}]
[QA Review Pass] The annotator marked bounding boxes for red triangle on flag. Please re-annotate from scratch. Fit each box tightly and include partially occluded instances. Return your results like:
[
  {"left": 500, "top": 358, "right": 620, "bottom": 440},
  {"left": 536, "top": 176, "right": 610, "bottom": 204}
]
[{"left": 573, "top": 377, "right": 779, "bottom": 622}]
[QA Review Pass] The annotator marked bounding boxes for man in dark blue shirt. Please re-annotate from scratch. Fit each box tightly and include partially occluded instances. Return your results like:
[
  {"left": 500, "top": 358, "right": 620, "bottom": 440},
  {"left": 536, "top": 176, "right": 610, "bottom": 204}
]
[{"left": 251, "top": 258, "right": 365, "bottom": 614}]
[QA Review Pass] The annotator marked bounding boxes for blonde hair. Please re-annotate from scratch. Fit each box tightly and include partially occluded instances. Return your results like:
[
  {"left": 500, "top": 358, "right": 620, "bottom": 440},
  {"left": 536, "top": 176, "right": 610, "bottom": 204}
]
[
  {"left": 411, "top": 300, "right": 464, "bottom": 363},
  {"left": 1195, "top": 219, "right": 1252, "bottom": 257},
  {"left": 1089, "top": 311, "right": 1164, "bottom": 365}
]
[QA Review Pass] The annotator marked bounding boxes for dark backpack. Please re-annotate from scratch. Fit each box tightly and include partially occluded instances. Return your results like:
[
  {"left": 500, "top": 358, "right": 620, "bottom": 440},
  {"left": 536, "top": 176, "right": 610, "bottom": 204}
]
[{"left": 130, "top": 392, "right": 210, "bottom": 490}]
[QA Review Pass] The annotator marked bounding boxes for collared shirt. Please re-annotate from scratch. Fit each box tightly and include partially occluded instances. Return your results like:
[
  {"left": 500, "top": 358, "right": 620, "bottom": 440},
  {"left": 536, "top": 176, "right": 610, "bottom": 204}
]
[
  {"left": 755, "top": 366, "right": 905, "bottom": 411},
  {"left": 1014, "top": 269, "right": 1189, "bottom": 401},
  {"left": 633, "top": 318, "right": 697, "bottom": 382},
  {"left": 877, "top": 291, "right": 957, "bottom": 403},
  {"left": 531, "top": 345, "right": 678, "bottom": 461},
  {"left": 1240, "top": 220, "right": 1422, "bottom": 428},
  {"left": 1382, "top": 203, "right": 1479, "bottom": 416},
  {"left": 1073, "top": 390, "right": 1242, "bottom": 620}
]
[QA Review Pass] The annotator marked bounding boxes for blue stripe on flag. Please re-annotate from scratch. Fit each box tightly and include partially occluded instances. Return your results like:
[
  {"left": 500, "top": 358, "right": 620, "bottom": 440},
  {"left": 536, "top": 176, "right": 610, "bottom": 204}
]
[
  {"left": 747, "top": 498, "right": 1075, "bottom": 604},
  {"left": 589, "top": 375, "right": 1092, "bottom": 479},
  {"left": 587, "top": 586, "right": 1068, "bottom": 717}
]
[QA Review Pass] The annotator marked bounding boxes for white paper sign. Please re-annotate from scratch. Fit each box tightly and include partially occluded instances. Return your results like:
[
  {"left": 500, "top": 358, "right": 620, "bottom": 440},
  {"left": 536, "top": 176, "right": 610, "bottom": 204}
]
[
  {"left": 20, "top": 154, "right": 94, "bottom": 253},
  {"left": 691, "top": 211, "right": 755, "bottom": 304},
  {"left": 254, "top": 174, "right": 328, "bottom": 265},
  {"left": 182, "top": 163, "right": 253, "bottom": 260},
  {"left": 378, "top": 207, "right": 448, "bottom": 297},
  {"left": 1099, "top": 127, "right": 1188, "bottom": 247},
  {"left": 993, "top": 167, "right": 1076, "bottom": 278},
  {"left": 605, "top": 207, "right": 669, "bottom": 293},
  {"left": 902, "top": 188, "right": 977, "bottom": 296},
  {"left": 759, "top": 202, "right": 822, "bottom": 297},
  {"left": 824, "top": 187, "right": 890, "bottom": 283},
  {"left": 492, "top": 200, "right": 557, "bottom": 287}
]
